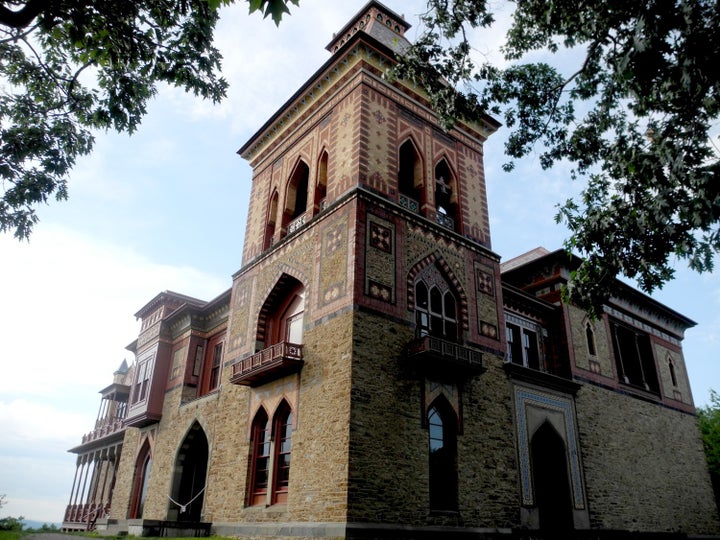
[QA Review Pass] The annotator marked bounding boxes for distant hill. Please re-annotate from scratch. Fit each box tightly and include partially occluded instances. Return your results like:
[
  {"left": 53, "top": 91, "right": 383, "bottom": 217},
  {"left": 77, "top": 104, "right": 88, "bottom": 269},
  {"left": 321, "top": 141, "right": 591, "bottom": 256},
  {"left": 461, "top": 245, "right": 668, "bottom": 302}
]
[{"left": 21, "top": 519, "right": 62, "bottom": 531}]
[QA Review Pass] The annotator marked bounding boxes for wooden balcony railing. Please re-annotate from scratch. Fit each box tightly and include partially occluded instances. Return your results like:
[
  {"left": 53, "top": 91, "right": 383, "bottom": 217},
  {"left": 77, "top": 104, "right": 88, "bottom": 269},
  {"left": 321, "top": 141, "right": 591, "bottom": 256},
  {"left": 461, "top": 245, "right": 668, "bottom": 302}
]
[
  {"left": 80, "top": 418, "right": 125, "bottom": 445},
  {"left": 230, "top": 342, "right": 304, "bottom": 386},
  {"left": 407, "top": 335, "right": 484, "bottom": 376}
]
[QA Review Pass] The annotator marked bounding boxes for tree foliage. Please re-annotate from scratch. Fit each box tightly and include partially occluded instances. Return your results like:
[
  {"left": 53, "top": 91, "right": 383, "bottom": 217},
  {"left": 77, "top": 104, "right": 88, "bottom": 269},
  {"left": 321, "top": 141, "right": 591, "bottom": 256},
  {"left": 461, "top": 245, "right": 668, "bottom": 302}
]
[
  {"left": 0, "top": 0, "right": 297, "bottom": 240},
  {"left": 250, "top": 0, "right": 720, "bottom": 314},
  {"left": 1, "top": 0, "right": 719, "bottom": 312},
  {"left": 391, "top": 0, "right": 720, "bottom": 314},
  {"left": 697, "top": 390, "right": 720, "bottom": 507}
]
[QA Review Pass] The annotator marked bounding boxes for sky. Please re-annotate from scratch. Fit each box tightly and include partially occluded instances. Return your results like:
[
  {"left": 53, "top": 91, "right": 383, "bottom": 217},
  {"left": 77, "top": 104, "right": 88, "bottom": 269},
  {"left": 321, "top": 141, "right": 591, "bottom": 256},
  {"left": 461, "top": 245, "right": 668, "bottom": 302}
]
[{"left": 0, "top": 0, "right": 718, "bottom": 524}]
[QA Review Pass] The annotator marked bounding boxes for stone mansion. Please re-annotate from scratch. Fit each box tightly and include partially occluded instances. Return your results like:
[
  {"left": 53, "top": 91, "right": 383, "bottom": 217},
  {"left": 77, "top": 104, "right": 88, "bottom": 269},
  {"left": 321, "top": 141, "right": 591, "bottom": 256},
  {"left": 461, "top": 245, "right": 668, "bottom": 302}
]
[{"left": 62, "top": 2, "right": 719, "bottom": 538}]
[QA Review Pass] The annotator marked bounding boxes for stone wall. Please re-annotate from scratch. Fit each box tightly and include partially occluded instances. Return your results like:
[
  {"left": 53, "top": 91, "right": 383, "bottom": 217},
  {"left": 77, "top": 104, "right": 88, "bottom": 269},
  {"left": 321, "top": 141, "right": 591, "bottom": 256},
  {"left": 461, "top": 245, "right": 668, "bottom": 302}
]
[
  {"left": 347, "top": 310, "right": 518, "bottom": 529},
  {"left": 576, "top": 383, "right": 720, "bottom": 533}
]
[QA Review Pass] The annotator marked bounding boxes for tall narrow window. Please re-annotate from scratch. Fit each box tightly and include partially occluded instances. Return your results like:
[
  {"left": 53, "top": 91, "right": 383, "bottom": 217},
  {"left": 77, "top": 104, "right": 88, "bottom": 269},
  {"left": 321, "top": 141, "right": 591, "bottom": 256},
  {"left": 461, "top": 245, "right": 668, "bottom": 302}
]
[
  {"left": 198, "top": 334, "right": 224, "bottom": 397},
  {"left": 428, "top": 399, "right": 458, "bottom": 511},
  {"left": 273, "top": 403, "right": 293, "bottom": 504},
  {"left": 128, "top": 440, "right": 152, "bottom": 519},
  {"left": 249, "top": 408, "right": 271, "bottom": 506},
  {"left": 264, "top": 190, "right": 279, "bottom": 249},
  {"left": 209, "top": 342, "right": 223, "bottom": 391},
  {"left": 315, "top": 150, "right": 328, "bottom": 213},
  {"left": 434, "top": 159, "right": 458, "bottom": 230},
  {"left": 132, "top": 359, "right": 152, "bottom": 403},
  {"left": 668, "top": 357, "right": 678, "bottom": 387},
  {"left": 398, "top": 140, "right": 423, "bottom": 213},
  {"left": 283, "top": 160, "right": 309, "bottom": 236},
  {"left": 585, "top": 323, "right": 596, "bottom": 356}
]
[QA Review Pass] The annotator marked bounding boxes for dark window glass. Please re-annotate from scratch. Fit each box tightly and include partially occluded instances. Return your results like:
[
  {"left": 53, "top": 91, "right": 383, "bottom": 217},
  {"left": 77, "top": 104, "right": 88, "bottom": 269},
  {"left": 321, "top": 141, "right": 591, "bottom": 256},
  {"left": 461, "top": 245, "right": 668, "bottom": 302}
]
[{"left": 428, "top": 401, "right": 458, "bottom": 511}]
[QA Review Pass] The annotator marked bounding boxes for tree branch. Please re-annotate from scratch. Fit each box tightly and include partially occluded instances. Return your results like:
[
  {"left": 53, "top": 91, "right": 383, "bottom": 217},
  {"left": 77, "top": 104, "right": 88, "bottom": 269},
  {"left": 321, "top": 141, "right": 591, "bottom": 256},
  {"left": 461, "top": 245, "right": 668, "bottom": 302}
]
[{"left": 0, "top": 0, "right": 50, "bottom": 29}]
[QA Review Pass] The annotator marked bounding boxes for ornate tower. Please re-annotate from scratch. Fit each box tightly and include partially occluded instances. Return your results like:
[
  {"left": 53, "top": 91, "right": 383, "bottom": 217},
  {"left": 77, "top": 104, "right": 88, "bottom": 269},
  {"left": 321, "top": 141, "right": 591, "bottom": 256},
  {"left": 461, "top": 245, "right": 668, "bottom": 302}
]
[{"left": 217, "top": 1, "right": 511, "bottom": 535}]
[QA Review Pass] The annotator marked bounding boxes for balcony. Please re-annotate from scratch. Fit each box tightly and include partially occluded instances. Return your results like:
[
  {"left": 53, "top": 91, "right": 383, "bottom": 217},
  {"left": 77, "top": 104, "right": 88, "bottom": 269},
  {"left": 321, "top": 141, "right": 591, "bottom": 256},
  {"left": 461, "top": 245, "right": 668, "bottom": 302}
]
[
  {"left": 407, "top": 336, "right": 484, "bottom": 377},
  {"left": 287, "top": 213, "right": 308, "bottom": 235},
  {"left": 81, "top": 418, "right": 126, "bottom": 445},
  {"left": 230, "top": 342, "right": 304, "bottom": 386},
  {"left": 399, "top": 193, "right": 420, "bottom": 213},
  {"left": 435, "top": 211, "right": 454, "bottom": 230}
]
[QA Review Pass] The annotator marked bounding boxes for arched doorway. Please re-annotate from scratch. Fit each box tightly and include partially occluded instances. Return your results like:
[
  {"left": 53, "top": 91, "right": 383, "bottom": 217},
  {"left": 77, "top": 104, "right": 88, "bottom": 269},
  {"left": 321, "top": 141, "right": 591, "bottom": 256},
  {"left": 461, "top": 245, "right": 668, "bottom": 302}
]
[
  {"left": 531, "top": 421, "right": 573, "bottom": 530},
  {"left": 168, "top": 422, "right": 208, "bottom": 522}
]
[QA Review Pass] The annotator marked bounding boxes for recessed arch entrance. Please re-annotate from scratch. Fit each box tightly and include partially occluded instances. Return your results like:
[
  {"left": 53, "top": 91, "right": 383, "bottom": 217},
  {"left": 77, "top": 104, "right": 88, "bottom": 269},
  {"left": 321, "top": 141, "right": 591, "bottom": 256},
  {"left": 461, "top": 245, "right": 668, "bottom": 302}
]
[{"left": 167, "top": 422, "right": 209, "bottom": 522}]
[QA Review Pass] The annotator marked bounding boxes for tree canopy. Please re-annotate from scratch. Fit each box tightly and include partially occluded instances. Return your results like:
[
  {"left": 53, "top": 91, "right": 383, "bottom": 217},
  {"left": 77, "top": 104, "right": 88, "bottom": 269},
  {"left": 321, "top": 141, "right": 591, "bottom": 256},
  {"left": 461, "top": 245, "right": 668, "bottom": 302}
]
[
  {"left": 697, "top": 390, "right": 720, "bottom": 506},
  {"left": 0, "top": 0, "right": 295, "bottom": 239},
  {"left": 1, "top": 0, "right": 718, "bottom": 312},
  {"left": 391, "top": 0, "right": 720, "bottom": 314}
]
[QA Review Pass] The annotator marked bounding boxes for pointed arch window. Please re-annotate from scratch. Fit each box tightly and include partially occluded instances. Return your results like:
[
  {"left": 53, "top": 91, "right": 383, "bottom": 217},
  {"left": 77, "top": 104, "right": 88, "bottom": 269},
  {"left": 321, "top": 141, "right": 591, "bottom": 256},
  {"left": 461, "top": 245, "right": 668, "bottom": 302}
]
[
  {"left": 231, "top": 275, "right": 305, "bottom": 386},
  {"left": 585, "top": 322, "right": 596, "bottom": 356},
  {"left": 273, "top": 402, "right": 293, "bottom": 504},
  {"left": 283, "top": 160, "right": 310, "bottom": 236},
  {"left": 428, "top": 398, "right": 458, "bottom": 511},
  {"left": 415, "top": 279, "right": 458, "bottom": 341},
  {"left": 128, "top": 441, "right": 152, "bottom": 519},
  {"left": 264, "top": 190, "right": 279, "bottom": 249},
  {"left": 434, "top": 159, "right": 458, "bottom": 231},
  {"left": 668, "top": 356, "right": 678, "bottom": 387},
  {"left": 248, "top": 408, "right": 271, "bottom": 506},
  {"left": 248, "top": 401, "right": 294, "bottom": 506},
  {"left": 315, "top": 150, "right": 328, "bottom": 214},
  {"left": 398, "top": 139, "right": 423, "bottom": 213}
]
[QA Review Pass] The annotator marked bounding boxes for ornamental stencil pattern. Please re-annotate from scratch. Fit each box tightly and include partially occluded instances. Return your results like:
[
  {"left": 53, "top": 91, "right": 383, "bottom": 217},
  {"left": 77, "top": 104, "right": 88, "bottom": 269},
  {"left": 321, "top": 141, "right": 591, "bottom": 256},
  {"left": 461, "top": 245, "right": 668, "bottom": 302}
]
[
  {"left": 365, "top": 214, "right": 395, "bottom": 303},
  {"left": 319, "top": 213, "right": 349, "bottom": 307},
  {"left": 229, "top": 280, "right": 253, "bottom": 353}
]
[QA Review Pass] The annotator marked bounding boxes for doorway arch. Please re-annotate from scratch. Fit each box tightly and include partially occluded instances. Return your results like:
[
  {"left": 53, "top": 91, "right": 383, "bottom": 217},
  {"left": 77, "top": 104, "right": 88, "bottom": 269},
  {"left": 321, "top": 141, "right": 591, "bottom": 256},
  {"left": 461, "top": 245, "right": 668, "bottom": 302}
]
[
  {"left": 167, "top": 422, "right": 209, "bottom": 522},
  {"left": 531, "top": 421, "right": 573, "bottom": 530}
]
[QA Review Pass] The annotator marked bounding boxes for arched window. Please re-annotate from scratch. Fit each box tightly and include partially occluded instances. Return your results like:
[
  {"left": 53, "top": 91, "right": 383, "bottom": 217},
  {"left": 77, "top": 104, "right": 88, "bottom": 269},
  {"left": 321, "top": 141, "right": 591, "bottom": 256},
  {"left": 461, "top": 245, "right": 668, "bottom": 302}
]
[
  {"left": 263, "top": 281, "right": 304, "bottom": 349},
  {"left": 128, "top": 440, "right": 152, "bottom": 519},
  {"left": 434, "top": 158, "right": 458, "bottom": 231},
  {"left": 248, "top": 408, "right": 271, "bottom": 506},
  {"left": 428, "top": 398, "right": 457, "bottom": 511},
  {"left": 415, "top": 279, "right": 458, "bottom": 341},
  {"left": 315, "top": 150, "right": 328, "bottom": 214},
  {"left": 247, "top": 401, "right": 294, "bottom": 506},
  {"left": 264, "top": 190, "right": 279, "bottom": 249},
  {"left": 585, "top": 322, "right": 596, "bottom": 356},
  {"left": 398, "top": 139, "right": 423, "bottom": 213},
  {"left": 272, "top": 402, "right": 293, "bottom": 504},
  {"left": 283, "top": 160, "right": 310, "bottom": 236},
  {"left": 668, "top": 356, "right": 678, "bottom": 387}
]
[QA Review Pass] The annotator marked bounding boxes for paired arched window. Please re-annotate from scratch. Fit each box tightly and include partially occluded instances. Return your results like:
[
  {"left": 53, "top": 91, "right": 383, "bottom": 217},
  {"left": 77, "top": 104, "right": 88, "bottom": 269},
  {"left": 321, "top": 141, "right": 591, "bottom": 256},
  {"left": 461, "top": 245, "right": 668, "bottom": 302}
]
[
  {"left": 248, "top": 401, "right": 294, "bottom": 506},
  {"left": 428, "top": 398, "right": 458, "bottom": 511},
  {"left": 415, "top": 279, "right": 458, "bottom": 341}
]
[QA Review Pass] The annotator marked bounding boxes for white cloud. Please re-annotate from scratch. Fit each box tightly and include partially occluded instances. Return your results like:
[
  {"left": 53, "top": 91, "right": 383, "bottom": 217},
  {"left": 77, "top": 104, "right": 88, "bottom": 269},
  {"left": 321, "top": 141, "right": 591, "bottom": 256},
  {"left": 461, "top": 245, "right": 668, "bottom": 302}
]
[{"left": 0, "top": 225, "right": 227, "bottom": 399}]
